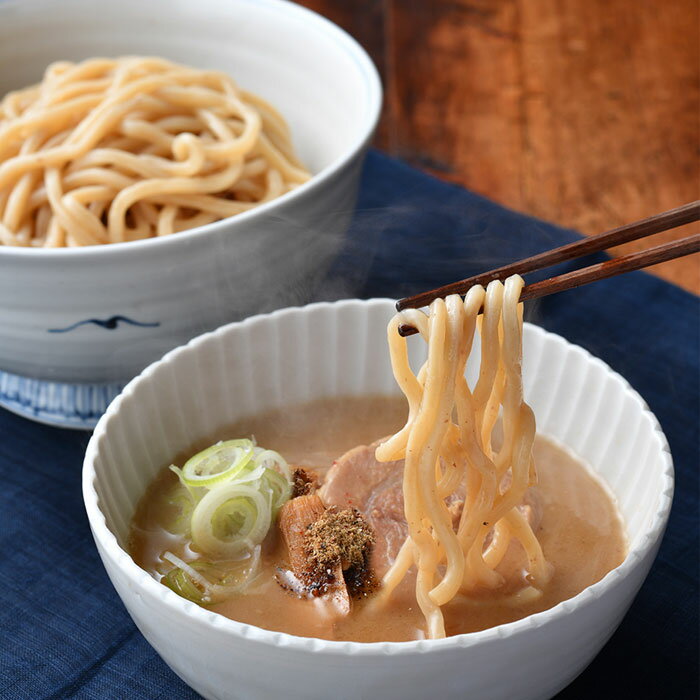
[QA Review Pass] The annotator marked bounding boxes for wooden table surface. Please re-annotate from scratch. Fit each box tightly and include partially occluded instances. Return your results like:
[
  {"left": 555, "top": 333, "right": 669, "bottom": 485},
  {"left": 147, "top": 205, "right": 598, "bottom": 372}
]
[{"left": 300, "top": 0, "right": 700, "bottom": 294}]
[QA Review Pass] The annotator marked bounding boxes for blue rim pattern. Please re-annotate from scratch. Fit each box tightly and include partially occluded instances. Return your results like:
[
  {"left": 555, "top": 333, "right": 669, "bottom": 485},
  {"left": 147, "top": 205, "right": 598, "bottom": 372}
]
[{"left": 0, "top": 370, "right": 123, "bottom": 430}]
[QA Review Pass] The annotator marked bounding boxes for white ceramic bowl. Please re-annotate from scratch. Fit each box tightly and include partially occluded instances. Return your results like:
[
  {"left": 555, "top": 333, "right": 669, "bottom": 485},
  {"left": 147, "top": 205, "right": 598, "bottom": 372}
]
[
  {"left": 83, "top": 299, "right": 673, "bottom": 700},
  {"left": 0, "top": 0, "right": 381, "bottom": 425}
]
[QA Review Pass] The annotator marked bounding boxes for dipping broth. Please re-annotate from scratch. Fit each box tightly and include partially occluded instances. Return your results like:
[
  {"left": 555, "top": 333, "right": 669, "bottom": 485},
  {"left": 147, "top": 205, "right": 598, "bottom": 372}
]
[{"left": 130, "top": 396, "right": 627, "bottom": 642}]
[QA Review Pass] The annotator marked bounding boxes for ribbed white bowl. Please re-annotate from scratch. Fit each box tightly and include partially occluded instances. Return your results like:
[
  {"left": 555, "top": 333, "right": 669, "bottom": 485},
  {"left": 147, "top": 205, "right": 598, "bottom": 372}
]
[{"left": 83, "top": 299, "right": 673, "bottom": 700}]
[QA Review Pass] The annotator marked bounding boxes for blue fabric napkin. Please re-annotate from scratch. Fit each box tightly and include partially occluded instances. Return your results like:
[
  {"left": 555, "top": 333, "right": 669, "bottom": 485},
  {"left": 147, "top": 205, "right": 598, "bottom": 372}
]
[{"left": 0, "top": 150, "right": 697, "bottom": 699}]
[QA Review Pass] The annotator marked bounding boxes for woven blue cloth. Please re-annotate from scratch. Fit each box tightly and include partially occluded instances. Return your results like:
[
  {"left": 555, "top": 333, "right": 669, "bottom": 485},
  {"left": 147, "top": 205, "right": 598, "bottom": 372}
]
[{"left": 0, "top": 151, "right": 697, "bottom": 699}]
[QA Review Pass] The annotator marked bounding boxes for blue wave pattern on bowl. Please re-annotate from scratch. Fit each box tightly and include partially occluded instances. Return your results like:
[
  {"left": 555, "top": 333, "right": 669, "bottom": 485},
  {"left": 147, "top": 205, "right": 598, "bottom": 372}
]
[
  {"left": 0, "top": 370, "right": 123, "bottom": 430},
  {"left": 48, "top": 316, "right": 161, "bottom": 333}
]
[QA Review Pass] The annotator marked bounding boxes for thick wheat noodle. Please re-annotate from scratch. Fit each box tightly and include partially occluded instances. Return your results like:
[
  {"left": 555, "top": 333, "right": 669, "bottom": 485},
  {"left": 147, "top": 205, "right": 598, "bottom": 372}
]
[
  {"left": 2, "top": 134, "right": 42, "bottom": 230},
  {"left": 157, "top": 205, "right": 177, "bottom": 237},
  {"left": 172, "top": 211, "right": 218, "bottom": 234},
  {"left": 482, "top": 519, "right": 511, "bottom": 568},
  {"left": 474, "top": 282, "right": 504, "bottom": 452},
  {"left": 44, "top": 79, "right": 113, "bottom": 105},
  {"left": 28, "top": 169, "right": 135, "bottom": 209},
  {"left": 452, "top": 288, "right": 503, "bottom": 590},
  {"left": 35, "top": 205, "right": 51, "bottom": 241},
  {"left": 436, "top": 426, "right": 464, "bottom": 498},
  {"left": 422, "top": 296, "right": 467, "bottom": 605},
  {"left": 141, "top": 194, "right": 253, "bottom": 218},
  {"left": 108, "top": 161, "right": 243, "bottom": 241},
  {"left": 44, "top": 168, "right": 103, "bottom": 246},
  {"left": 0, "top": 56, "right": 310, "bottom": 247},
  {"left": 375, "top": 275, "right": 552, "bottom": 639},
  {"left": 134, "top": 201, "right": 159, "bottom": 227}
]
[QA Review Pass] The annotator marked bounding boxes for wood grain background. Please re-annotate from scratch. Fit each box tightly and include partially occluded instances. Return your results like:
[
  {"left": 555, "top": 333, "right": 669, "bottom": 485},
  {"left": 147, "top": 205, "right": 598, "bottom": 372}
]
[{"left": 299, "top": 0, "right": 700, "bottom": 293}]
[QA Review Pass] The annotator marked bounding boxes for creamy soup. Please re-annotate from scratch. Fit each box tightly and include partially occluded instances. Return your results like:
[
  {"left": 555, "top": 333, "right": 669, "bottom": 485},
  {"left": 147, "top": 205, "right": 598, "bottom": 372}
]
[{"left": 130, "top": 396, "right": 627, "bottom": 642}]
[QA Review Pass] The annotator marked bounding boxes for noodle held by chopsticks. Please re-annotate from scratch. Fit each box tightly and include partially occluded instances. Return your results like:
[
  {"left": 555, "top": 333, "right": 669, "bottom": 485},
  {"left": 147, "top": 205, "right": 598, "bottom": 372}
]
[
  {"left": 0, "top": 57, "right": 310, "bottom": 247},
  {"left": 376, "top": 276, "right": 551, "bottom": 639}
]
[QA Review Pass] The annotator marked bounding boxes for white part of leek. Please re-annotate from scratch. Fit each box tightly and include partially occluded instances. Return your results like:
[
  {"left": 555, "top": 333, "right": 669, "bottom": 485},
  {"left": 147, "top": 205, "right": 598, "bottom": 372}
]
[
  {"left": 181, "top": 439, "right": 255, "bottom": 489},
  {"left": 231, "top": 464, "right": 266, "bottom": 485},
  {"left": 253, "top": 448, "right": 291, "bottom": 481},
  {"left": 190, "top": 483, "right": 271, "bottom": 559},
  {"left": 261, "top": 467, "right": 292, "bottom": 513},
  {"left": 162, "top": 548, "right": 261, "bottom": 604}
]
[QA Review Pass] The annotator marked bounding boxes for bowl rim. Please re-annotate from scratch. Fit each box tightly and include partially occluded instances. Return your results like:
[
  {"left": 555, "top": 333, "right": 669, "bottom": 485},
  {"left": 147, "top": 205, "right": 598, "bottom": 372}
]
[
  {"left": 82, "top": 298, "right": 674, "bottom": 656},
  {"left": 0, "top": 0, "right": 382, "bottom": 260}
]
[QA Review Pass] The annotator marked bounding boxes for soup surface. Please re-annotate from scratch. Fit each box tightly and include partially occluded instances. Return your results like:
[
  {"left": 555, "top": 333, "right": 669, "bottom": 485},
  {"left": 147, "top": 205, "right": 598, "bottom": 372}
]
[{"left": 130, "top": 395, "right": 627, "bottom": 642}]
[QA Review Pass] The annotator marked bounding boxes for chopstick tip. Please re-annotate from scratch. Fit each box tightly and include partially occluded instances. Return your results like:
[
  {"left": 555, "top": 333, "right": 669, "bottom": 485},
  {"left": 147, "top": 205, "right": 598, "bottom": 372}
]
[{"left": 398, "top": 323, "right": 418, "bottom": 337}]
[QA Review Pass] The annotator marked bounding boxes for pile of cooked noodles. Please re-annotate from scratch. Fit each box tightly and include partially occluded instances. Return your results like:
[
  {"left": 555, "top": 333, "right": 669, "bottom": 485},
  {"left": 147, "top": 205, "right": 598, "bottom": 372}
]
[{"left": 0, "top": 56, "right": 310, "bottom": 247}]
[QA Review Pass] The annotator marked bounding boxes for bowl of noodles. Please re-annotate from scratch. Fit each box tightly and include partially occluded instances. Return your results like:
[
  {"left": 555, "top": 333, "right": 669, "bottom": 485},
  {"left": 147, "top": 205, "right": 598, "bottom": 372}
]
[
  {"left": 0, "top": 0, "right": 381, "bottom": 427},
  {"left": 83, "top": 296, "right": 672, "bottom": 700}
]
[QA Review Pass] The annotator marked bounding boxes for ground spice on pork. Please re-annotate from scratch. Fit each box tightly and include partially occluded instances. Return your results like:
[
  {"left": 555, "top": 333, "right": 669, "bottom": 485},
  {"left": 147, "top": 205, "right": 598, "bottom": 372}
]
[{"left": 303, "top": 507, "right": 377, "bottom": 598}]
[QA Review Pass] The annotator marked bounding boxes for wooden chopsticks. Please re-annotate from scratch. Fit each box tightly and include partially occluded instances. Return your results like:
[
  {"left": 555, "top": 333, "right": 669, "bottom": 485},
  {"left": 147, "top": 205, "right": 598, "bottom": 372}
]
[{"left": 397, "top": 201, "right": 700, "bottom": 337}]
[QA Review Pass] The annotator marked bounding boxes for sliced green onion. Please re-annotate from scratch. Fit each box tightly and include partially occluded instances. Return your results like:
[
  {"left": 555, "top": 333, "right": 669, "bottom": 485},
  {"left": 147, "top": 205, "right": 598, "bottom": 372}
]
[
  {"left": 191, "top": 483, "right": 272, "bottom": 559},
  {"left": 161, "top": 549, "right": 260, "bottom": 604},
  {"left": 165, "top": 438, "right": 292, "bottom": 565},
  {"left": 163, "top": 479, "right": 195, "bottom": 535},
  {"left": 180, "top": 439, "right": 254, "bottom": 488},
  {"left": 162, "top": 561, "right": 208, "bottom": 603},
  {"left": 169, "top": 464, "right": 200, "bottom": 502},
  {"left": 261, "top": 467, "right": 292, "bottom": 515},
  {"left": 230, "top": 464, "right": 266, "bottom": 485},
  {"left": 253, "top": 448, "right": 291, "bottom": 481}
]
